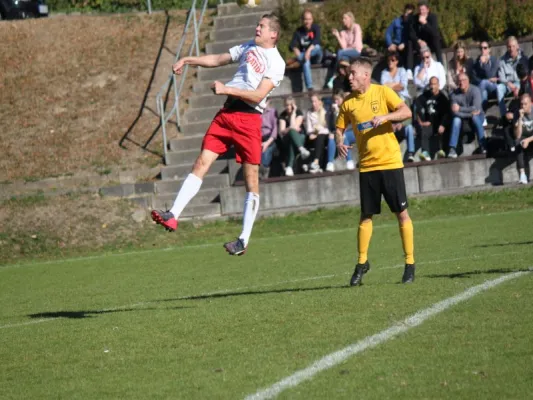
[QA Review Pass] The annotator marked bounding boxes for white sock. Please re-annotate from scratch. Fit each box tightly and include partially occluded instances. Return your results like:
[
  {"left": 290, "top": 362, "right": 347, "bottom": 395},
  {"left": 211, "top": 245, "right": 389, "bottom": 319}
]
[
  {"left": 239, "top": 192, "right": 260, "bottom": 247},
  {"left": 169, "top": 173, "right": 202, "bottom": 218}
]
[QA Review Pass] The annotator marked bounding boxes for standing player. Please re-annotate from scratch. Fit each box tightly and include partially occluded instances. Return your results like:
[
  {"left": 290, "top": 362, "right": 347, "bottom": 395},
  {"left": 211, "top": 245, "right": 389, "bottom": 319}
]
[
  {"left": 151, "top": 14, "right": 285, "bottom": 256},
  {"left": 335, "top": 57, "right": 415, "bottom": 285}
]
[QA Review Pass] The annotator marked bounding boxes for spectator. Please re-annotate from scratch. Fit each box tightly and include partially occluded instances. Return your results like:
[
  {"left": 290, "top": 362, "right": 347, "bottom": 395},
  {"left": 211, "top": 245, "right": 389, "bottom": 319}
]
[
  {"left": 331, "top": 60, "right": 352, "bottom": 92},
  {"left": 496, "top": 36, "right": 529, "bottom": 117},
  {"left": 415, "top": 76, "right": 450, "bottom": 160},
  {"left": 517, "top": 63, "right": 533, "bottom": 97},
  {"left": 513, "top": 93, "right": 533, "bottom": 184},
  {"left": 259, "top": 99, "right": 278, "bottom": 180},
  {"left": 381, "top": 51, "right": 416, "bottom": 161},
  {"left": 279, "top": 96, "right": 310, "bottom": 177},
  {"left": 413, "top": 46, "right": 446, "bottom": 94},
  {"left": 408, "top": 0, "right": 443, "bottom": 74},
  {"left": 329, "top": 90, "right": 356, "bottom": 170},
  {"left": 447, "top": 41, "right": 474, "bottom": 92},
  {"left": 326, "top": 12, "right": 363, "bottom": 88},
  {"left": 385, "top": 3, "right": 415, "bottom": 76},
  {"left": 472, "top": 41, "right": 500, "bottom": 111},
  {"left": 448, "top": 73, "right": 486, "bottom": 158},
  {"left": 289, "top": 9, "right": 323, "bottom": 91},
  {"left": 305, "top": 94, "right": 330, "bottom": 173}
]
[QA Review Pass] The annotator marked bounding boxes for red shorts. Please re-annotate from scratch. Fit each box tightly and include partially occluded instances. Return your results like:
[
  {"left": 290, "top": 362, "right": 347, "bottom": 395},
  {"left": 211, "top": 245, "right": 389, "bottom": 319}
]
[{"left": 202, "top": 108, "right": 262, "bottom": 165}]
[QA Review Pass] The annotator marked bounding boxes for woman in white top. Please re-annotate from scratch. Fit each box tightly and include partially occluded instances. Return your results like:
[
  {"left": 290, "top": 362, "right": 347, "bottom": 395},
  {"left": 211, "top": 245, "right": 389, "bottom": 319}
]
[{"left": 305, "top": 94, "right": 330, "bottom": 173}]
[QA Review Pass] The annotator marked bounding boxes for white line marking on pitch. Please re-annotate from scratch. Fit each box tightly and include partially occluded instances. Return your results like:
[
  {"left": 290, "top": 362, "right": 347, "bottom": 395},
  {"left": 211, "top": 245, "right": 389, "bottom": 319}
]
[
  {"left": 2, "top": 208, "right": 531, "bottom": 271},
  {"left": 244, "top": 270, "right": 530, "bottom": 400}
]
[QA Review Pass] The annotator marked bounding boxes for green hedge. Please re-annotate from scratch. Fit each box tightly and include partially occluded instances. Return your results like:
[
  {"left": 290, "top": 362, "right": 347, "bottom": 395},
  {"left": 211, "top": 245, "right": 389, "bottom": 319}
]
[{"left": 277, "top": 0, "right": 533, "bottom": 59}]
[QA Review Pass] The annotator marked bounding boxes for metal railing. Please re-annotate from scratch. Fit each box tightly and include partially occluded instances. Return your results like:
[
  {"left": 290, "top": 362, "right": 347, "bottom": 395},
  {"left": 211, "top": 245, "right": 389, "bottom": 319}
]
[{"left": 155, "top": 0, "right": 226, "bottom": 164}]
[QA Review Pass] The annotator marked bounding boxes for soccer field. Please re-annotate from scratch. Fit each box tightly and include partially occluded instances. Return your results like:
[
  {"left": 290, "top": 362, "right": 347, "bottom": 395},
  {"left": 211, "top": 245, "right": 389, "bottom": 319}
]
[{"left": 1, "top": 192, "right": 533, "bottom": 399}]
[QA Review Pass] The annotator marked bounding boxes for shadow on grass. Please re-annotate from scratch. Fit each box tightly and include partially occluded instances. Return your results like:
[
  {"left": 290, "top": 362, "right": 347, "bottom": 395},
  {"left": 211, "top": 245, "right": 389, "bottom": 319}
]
[
  {"left": 158, "top": 284, "right": 350, "bottom": 303},
  {"left": 425, "top": 267, "right": 532, "bottom": 279},
  {"left": 28, "top": 306, "right": 192, "bottom": 320},
  {"left": 473, "top": 241, "right": 533, "bottom": 248}
]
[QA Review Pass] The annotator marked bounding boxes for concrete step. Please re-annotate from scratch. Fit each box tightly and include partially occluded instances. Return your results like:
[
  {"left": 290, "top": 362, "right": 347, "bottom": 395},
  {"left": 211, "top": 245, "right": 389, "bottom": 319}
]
[
  {"left": 198, "top": 64, "right": 238, "bottom": 82},
  {"left": 210, "top": 25, "right": 257, "bottom": 42},
  {"left": 206, "top": 38, "right": 245, "bottom": 55},
  {"left": 216, "top": 2, "right": 275, "bottom": 17},
  {"left": 183, "top": 106, "right": 221, "bottom": 124},
  {"left": 152, "top": 188, "right": 221, "bottom": 210},
  {"left": 180, "top": 203, "right": 221, "bottom": 218},
  {"left": 155, "top": 174, "right": 230, "bottom": 194},
  {"left": 188, "top": 93, "right": 226, "bottom": 109},
  {"left": 161, "top": 159, "right": 228, "bottom": 181},
  {"left": 214, "top": 11, "right": 266, "bottom": 30},
  {"left": 180, "top": 120, "right": 212, "bottom": 135},
  {"left": 168, "top": 134, "right": 205, "bottom": 152},
  {"left": 165, "top": 148, "right": 202, "bottom": 165}
]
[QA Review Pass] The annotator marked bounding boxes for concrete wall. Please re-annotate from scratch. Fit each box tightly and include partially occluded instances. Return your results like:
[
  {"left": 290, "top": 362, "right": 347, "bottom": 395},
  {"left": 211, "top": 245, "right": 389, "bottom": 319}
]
[{"left": 220, "top": 156, "right": 529, "bottom": 216}]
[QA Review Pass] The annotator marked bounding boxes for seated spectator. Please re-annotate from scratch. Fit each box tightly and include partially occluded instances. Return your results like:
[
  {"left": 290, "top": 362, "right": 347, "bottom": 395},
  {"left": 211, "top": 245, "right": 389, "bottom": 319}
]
[
  {"left": 279, "top": 96, "right": 310, "bottom": 177},
  {"left": 472, "top": 41, "right": 500, "bottom": 111},
  {"left": 447, "top": 41, "right": 474, "bottom": 92},
  {"left": 305, "top": 94, "right": 330, "bottom": 173},
  {"left": 513, "top": 93, "right": 533, "bottom": 184},
  {"left": 288, "top": 9, "right": 323, "bottom": 91},
  {"left": 496, "top": 36, "right": 529, "bottom": 117},
  {"left": 329, "top": 90, "right": 356, "bottom": 170},
  {"left": 259, "top": 99, "right": 278, "bottom": 180},
  {"left": 517, "top": 62, "right": 533, "bottom": 97},
  {"left": 385, "top": 3, "right": 415, "bottom": 76},
  {"left": 415, "top": 76, "right": 450, "bottom": 160},
  {"left": 331, "top": 60, "right": 352, "bottom": 93},
  {"left": 408, "top": 0, "right": 444, "bottom": 74},
  {"left": 448, "top": 73, "right": 486, "bottom": 158},
  {"left": 380, "top": 51, "right": 416, "bottom": 161},
  {"left": 326, "top": 12, "right": 363, "bottom": 88},
  {"left": 413, "top": 47, "right": 446, "bottom": 94}
]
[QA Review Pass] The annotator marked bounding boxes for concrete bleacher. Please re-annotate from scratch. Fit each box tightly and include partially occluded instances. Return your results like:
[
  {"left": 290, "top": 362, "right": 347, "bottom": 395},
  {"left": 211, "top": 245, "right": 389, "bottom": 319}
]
[{"left": 100, "top": 2, "right": 533, "bottom": 218}]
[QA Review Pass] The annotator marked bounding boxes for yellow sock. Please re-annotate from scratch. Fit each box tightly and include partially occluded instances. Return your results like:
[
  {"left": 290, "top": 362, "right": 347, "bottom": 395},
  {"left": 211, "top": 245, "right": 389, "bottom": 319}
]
[
  {"left": 399, "top": 219, "right": 415, "bottom": 264},
  {"left": 357, "top": 220, "right": 373, "bottom": 264}
]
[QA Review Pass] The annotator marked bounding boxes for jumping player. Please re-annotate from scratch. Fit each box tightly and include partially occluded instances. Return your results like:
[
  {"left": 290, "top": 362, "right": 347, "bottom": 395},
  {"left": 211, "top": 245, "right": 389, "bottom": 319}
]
[{"left": 151, "top": 14, "right": 285, "bottom": 256}]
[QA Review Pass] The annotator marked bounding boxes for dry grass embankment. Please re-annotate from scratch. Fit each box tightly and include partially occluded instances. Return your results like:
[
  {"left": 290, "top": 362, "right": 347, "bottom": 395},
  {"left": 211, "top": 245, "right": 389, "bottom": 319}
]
[{"left": 0, "top": 11, "right": 207, "bottom": 183}]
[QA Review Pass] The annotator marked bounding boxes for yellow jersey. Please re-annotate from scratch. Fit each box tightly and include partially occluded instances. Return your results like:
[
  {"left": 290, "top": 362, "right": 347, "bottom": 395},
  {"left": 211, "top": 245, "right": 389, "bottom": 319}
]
[{"left": 336, "top": 84, "right": 404, "bottom": 172}]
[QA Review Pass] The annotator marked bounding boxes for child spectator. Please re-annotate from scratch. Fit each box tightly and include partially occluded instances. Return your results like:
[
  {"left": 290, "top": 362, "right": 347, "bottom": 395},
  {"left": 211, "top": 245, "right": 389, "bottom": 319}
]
[
  {"left": 305, "top": 94, "right": 330, "bottom": 173},
  {"left": 513, "top": 93, "right": 533, "bottom": 184},
  {"left": 279, "top": 96, "right": 310, "bottom": 177}
]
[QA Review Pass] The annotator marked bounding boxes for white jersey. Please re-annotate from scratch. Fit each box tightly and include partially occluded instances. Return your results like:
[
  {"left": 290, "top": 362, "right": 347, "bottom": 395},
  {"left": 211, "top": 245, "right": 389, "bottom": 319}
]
[{"left": 226, "top": 40, "right": 286, "bottom": 113}]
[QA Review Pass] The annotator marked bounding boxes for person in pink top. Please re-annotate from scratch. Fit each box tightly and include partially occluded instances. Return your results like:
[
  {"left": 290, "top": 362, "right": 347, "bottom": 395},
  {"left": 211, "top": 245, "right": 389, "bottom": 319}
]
[{"left": 326, "top": 12, "right": 364, "bottom": 88}]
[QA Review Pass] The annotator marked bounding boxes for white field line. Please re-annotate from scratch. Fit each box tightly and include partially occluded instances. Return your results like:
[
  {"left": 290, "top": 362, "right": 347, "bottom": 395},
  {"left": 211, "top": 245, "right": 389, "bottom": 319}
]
[
  {"left": 245, "top": 270, "right": 531, "bottom": 400},
  {"left": 1, "top": 208, "right": 531, "bottom": 271},
  {"left": 0, "top": 250, "right": 530, "bottom": 330}
]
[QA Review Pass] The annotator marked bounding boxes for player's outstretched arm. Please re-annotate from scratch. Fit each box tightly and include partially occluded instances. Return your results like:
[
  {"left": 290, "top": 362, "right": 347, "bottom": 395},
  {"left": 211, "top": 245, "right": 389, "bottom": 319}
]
[
  {"left": 173, "top": 53, "right": 232, "bottom": 75},
  {"left": 212, "top": 78, "right": 276, "bottom": 105}
]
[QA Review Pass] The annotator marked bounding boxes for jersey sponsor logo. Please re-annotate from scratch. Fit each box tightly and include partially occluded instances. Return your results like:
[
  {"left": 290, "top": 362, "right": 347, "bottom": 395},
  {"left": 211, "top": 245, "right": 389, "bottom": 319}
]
[
  {"left": 371, "top": 100, "right": 379, "bottom": 114},
  {"left": 246, "top": 50, "right": 266, "bottom": 74}
]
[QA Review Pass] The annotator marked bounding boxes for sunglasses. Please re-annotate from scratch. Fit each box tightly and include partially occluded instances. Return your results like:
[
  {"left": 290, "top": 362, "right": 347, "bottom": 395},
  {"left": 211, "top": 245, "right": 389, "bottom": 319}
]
[
  {"left": 480, "top": 46, "right": 489, "bottom": 49},
  {"left": 423, "top": 56, "right": 431, "bottom": 59}
]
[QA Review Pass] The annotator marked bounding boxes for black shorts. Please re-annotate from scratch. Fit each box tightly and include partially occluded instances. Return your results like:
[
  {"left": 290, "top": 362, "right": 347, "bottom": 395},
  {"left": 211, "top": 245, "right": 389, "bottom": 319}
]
[{"left": 359, "top": 168, "right": 408, "bottom": 215}]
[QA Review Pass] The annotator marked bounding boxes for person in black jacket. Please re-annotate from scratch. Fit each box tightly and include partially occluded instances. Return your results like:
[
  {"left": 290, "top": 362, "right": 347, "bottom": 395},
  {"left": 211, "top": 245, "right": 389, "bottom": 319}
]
[
  {"left": 407, "top": 0, "right": 443, "bottom": 74},
  {"left": 472, "top": 41, "right": 500, "bottom": 111},
  {"left": 288, "top": 9, "right": 323, "bottom": 91},
  {"left": 415, "top": 76, "right": 450, "bottom": 159}
]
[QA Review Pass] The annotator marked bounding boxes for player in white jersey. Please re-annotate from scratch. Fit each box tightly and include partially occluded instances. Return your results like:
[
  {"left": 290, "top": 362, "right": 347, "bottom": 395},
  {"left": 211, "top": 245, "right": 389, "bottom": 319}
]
[{"left": 151, "top": 13, "right": 286, "bottom": 256}]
